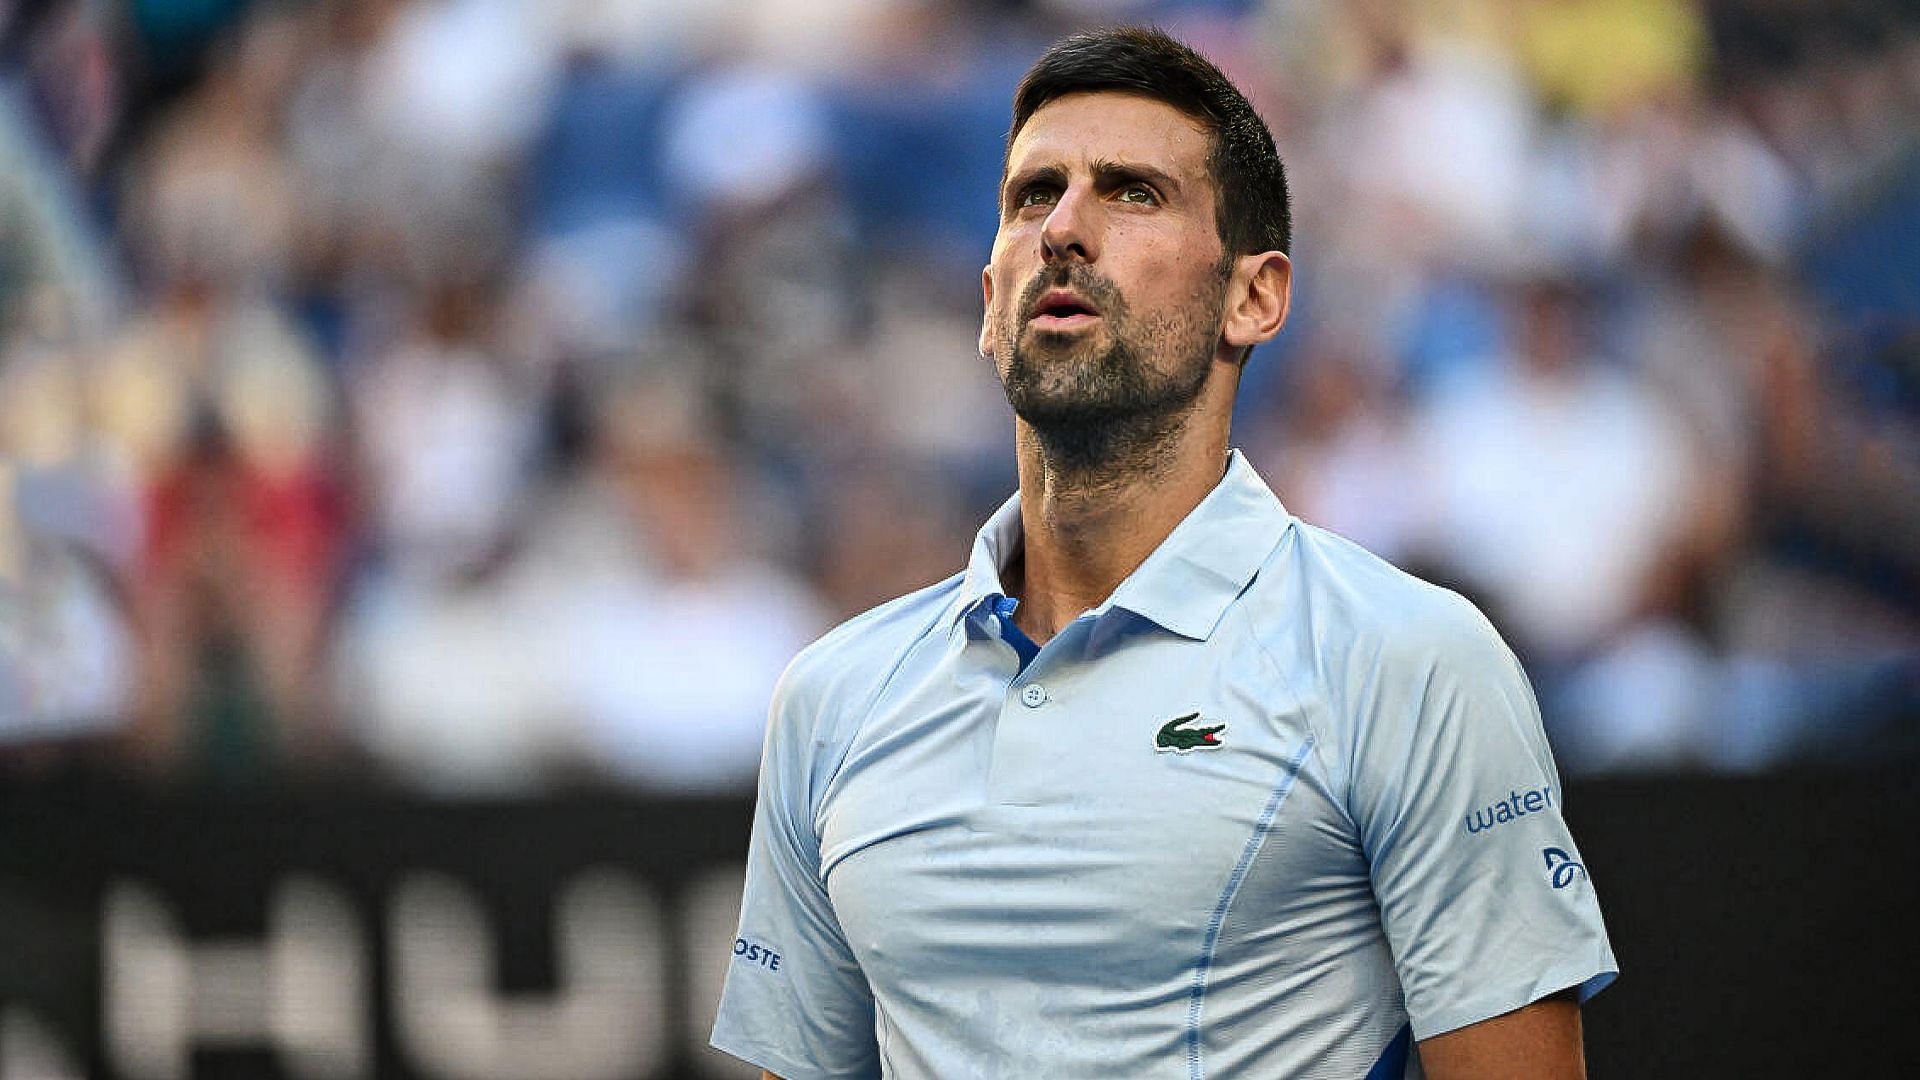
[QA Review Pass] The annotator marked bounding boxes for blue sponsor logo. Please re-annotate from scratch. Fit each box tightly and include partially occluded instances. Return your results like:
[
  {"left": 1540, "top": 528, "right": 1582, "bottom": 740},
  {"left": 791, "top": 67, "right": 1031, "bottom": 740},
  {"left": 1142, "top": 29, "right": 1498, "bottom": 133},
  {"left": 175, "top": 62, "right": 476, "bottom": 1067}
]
[
  {"left": 1543, "top": 847, "right": 1585, "bottom": 889},
  {"left": 1463, "top": 785, "right": 1555, "bottom": 835},
  {"left": 733, "top": 937, "right": 782, "bottom": 971}
]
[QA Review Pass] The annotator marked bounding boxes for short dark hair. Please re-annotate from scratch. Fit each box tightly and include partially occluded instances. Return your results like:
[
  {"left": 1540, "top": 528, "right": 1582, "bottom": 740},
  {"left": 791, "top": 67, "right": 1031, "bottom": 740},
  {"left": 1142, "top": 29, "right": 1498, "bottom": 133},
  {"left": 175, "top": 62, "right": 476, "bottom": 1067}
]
[{"left": 1007, "top": 26, "right": 1291, "bottom": 257}]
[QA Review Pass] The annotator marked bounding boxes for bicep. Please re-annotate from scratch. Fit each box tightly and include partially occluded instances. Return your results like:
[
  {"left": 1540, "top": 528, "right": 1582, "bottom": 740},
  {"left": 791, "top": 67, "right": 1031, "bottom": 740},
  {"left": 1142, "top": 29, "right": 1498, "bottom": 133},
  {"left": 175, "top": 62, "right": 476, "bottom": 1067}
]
[
  {"left": 1416, "top": 994, "right": 1585, "bottom": 1080},
  {"left": 1350, "top": 601, "right": 1616, "bottom": 1036},
  {"left": 708, "top": 666, "right": 879, "bottom": 1076}
]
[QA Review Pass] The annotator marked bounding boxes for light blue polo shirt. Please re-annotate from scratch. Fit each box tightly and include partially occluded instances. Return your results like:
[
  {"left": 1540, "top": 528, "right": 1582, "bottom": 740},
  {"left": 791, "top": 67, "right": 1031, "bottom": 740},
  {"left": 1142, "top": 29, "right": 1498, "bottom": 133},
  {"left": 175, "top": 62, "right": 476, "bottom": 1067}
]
[{"left": 711, "top": 451, "right": 1616, "bottom": 1079}]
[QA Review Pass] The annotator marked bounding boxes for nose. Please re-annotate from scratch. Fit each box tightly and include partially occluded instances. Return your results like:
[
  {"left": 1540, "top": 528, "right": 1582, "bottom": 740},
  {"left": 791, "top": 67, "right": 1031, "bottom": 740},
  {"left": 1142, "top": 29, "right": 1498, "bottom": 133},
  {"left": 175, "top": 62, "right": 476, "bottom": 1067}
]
[{"left": 1040, "top": 184, "right": 1100, "bottom": 264}]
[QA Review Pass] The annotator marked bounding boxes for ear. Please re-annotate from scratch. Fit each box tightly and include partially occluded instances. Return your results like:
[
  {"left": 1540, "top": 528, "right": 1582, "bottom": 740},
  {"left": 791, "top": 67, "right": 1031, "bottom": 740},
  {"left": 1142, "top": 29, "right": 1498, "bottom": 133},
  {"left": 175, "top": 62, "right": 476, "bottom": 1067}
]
[
  {"left": 979, "top": 265, "right": 997, "bottom": 360},
  {"left": 1221, "top": 252, "right": 1292, "bottom": 354}
]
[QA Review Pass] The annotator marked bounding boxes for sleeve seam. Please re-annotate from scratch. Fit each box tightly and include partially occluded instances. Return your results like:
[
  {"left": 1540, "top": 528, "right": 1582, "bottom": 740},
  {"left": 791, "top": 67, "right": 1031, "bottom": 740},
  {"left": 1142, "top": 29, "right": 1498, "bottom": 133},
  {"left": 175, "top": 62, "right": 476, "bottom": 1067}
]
[
  {"left": 1246, "top": 614, "right": 1361, "bottom": 839},
  {"left": 808, "top": 593, "right": 964, "bottom": 845}
]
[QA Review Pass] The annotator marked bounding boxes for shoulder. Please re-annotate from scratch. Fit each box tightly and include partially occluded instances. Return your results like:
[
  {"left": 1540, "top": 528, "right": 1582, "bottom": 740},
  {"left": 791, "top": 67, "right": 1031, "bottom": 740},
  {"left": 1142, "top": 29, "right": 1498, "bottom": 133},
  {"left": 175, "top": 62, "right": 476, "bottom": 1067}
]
[
  {"left": 1269, "top": 520, "right": 1507, "bottom": 666},
  {"left": 1249, "top": 521, "right": 1524, "bottom": 742},
  {"left": 749, "top": 573, "right": 966, "bottom": 841},
  {"left": 768, "top": 571, "right": 968, "bottom": 745},
  {"left": 1259, "top": 524, "right": 1549, "bottom": 801}
]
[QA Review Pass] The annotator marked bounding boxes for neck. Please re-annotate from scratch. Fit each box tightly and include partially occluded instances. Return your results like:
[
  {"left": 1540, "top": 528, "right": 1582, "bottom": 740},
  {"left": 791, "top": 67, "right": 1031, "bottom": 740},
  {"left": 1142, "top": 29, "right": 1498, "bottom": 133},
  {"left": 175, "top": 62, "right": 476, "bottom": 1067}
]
[{"left": 1005, "top": 373, "right": 1236, "bottom": 643}]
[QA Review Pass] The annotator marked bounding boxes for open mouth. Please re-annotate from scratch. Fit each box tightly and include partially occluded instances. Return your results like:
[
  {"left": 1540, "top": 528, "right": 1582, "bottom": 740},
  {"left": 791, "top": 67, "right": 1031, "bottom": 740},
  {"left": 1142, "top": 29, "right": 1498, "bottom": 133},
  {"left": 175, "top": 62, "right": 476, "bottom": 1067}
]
[{"left": 1029, "top": 291, "right": 1102, "bottom": 330}]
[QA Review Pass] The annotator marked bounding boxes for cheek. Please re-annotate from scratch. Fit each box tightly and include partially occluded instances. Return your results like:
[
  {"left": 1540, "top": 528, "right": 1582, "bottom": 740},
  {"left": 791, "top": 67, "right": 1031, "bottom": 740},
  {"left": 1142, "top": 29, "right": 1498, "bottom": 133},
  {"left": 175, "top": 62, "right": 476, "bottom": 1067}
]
[
  {"left": 989, "top": 245, "right": 1031, "bottom": 293},
  {"left": 1149, "top": 248, "right": 1229, "bottom": 310},
  {"left": 987, "top": 260, "right": 1030, "bottom": 325},
  {"left": 1130, "top": 266, "right": 1213, "bottom": 319}
]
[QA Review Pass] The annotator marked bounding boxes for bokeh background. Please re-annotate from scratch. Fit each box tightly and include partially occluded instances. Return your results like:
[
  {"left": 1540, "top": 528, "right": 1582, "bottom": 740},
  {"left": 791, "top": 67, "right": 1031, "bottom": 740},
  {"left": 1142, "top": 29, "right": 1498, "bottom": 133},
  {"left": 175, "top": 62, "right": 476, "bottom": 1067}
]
[{"left": 1, "top": 0, "right": 1916, "bottom": 1077}]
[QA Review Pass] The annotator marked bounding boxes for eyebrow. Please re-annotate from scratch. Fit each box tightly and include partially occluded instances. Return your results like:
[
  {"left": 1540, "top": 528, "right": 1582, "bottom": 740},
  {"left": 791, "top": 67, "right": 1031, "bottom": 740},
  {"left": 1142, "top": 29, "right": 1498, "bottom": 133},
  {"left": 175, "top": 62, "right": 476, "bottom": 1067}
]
[
  {"left": 1089, "top": 159, "right": 1183, "bottom": 199},
  {"left": 1001, "top": 164, "right": 1068, "bottom": 213},
  {"left": 1000, "top": 159, "right": 1186, "bottom": 213}
]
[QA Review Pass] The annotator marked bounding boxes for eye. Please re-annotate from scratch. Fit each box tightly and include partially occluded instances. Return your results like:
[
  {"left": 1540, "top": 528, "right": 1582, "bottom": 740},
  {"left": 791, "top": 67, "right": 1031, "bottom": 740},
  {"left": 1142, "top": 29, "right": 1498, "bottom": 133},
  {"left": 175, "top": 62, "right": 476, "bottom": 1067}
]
[
  {"left": 1017, "top": 185, "right": 1058, "bottom": 209},
  {"left": 1118, "top": 183, "right": 1158, "bottom": 205}
]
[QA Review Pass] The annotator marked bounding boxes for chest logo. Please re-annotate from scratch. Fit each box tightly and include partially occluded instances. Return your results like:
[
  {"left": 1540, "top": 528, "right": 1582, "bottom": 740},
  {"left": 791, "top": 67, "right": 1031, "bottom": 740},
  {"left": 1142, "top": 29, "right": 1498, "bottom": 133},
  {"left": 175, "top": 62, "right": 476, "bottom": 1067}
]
[{"left": 1155, "top": 712, "right": 1225, "bottom": 752}]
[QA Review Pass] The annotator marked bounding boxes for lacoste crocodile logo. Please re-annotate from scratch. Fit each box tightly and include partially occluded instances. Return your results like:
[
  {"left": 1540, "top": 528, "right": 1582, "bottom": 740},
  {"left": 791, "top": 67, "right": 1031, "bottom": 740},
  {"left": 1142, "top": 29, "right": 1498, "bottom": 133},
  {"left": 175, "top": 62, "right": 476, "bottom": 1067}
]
[{"left": 1155, "top": 712, "right": 1225, "bottom": 752}]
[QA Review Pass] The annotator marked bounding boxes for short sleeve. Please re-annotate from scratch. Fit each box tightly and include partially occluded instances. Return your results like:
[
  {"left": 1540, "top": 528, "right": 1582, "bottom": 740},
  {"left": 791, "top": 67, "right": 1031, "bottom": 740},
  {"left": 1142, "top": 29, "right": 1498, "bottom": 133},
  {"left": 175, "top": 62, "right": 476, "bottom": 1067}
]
[
  {"left": 710, "top": 662, "right": 880, "bottom": 1079},
  {"left": 1346, "top": 596, "right": 1618, "bottom": 1042}
]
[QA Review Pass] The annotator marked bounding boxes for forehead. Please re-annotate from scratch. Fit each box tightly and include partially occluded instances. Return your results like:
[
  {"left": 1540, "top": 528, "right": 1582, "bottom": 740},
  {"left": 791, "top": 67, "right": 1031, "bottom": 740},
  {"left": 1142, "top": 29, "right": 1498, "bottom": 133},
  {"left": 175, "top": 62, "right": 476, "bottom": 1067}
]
[{"left": 1006, "top": 92, "right": 1214, "bottom": 181}]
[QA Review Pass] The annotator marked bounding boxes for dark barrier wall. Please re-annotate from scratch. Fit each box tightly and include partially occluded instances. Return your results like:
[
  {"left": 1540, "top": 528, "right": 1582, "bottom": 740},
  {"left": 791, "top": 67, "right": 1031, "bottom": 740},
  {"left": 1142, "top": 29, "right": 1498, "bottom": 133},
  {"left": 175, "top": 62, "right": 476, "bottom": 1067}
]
[{"left": 1, "top": 772, "right": 1915, "bottom": 1078}]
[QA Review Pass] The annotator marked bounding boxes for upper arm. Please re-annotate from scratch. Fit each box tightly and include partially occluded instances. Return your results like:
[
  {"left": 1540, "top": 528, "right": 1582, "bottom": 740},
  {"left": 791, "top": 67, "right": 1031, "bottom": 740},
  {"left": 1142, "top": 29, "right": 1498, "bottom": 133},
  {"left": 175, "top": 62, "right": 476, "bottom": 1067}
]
[
  {"left": 707, "top": 659, "right": 880, "bottom": 1077},
  {"left": 1416, "top": 993, "right": 1585, "bottom": 1080},
  {"left": 1345, "top": 591, "right": 1617, "bottom": 1038}
]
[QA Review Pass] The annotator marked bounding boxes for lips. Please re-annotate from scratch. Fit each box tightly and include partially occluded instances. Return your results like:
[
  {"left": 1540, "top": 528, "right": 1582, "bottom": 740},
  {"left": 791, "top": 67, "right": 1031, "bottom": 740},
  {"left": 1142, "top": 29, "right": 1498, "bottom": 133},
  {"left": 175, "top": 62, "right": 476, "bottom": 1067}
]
[{"left": 1028, "top": 288, "right": 1102, "bottom": 330}]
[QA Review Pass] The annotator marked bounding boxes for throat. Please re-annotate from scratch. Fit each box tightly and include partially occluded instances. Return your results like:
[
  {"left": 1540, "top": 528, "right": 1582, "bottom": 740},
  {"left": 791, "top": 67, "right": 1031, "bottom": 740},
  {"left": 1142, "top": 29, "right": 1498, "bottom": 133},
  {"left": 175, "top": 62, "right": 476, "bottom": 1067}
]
[
  {"left": 1008, "top": 467, "right": 1170, "bottom": 641},
  {"left": 1009, "top": 421, "right": 1235, "bottom": 644},
  {"left": 1023, "top": 395, "right": 1193, "bottom": 485}
]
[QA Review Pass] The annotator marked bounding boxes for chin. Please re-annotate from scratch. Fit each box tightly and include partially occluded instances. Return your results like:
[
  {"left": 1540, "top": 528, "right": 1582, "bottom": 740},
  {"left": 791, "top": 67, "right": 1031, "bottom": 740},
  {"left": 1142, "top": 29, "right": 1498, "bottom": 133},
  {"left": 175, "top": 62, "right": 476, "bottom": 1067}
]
[{"left": 1020, "top": 325, "right": 1108, "bottom": 359}]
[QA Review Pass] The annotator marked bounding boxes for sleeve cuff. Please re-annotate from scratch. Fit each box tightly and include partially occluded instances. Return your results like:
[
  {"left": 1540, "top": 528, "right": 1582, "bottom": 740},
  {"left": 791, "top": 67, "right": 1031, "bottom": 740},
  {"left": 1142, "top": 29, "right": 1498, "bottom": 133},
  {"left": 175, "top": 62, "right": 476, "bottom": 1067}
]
[{"left": 1409, "top": 957, "right": 1619, "bottom": 1042}]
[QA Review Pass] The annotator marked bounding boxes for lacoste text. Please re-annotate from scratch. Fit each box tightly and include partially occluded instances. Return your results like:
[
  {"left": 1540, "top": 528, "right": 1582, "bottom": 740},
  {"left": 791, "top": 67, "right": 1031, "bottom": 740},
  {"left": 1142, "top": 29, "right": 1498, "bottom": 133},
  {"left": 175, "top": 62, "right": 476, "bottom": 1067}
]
[{"left": 732, "top": 937, "right": 781, "bottom": 971}]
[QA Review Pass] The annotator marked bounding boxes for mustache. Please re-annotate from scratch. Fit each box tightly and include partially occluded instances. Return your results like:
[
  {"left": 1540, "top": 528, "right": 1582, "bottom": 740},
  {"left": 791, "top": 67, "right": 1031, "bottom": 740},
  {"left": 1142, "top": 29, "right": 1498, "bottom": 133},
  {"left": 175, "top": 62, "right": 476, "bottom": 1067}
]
[{"left": 1017, "top": 263, "right": 1124, "bottom": 320}]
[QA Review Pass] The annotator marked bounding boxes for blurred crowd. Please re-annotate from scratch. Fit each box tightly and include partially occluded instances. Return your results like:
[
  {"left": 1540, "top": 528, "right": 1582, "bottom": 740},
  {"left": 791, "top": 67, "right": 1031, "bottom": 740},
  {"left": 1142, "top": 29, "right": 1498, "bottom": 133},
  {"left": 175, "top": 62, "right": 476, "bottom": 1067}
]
[{"left": 1, "top": 0, "right": 1915, "bottom": 793}]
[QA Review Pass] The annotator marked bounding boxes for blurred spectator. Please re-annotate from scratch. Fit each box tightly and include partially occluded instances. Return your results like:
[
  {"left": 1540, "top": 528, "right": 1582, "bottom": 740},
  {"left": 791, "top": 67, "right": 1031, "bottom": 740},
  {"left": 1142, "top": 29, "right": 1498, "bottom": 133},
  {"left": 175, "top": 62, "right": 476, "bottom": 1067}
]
[
  {"left": 1413, "top": 278, "right": 1704, "bottom": 661},
  {"left": 118, "top": 8, "right": 302, "bottom": 295},
  {"left": 1247, "top": 331, "right": 1426, "bottom": 568},
  {"left": 0, "top": 54, "right": 120, "bottom": 331},
  {"left": 560, "top": 365, "right": 827, "bottom": 793},
  {"left": 330, "top": 269, "right": 548, "bottom": 791},
  {"left": 334, "top": 356, "right": 827, "bottom": 795},
  {"left": 0, "top": 0, "right": 1914, "bottom": 789},
  {"left": 351, "top": 276, "right": 535, "bottom": 576},
  {"left": 108, "top": 292, "right": 346, "bottom": 778},
  {"left": 0, "top": 349, "right": 136, "bottom": 752},
  {"left": 332, "top": 524, "right": 582, "bottom": 794}
]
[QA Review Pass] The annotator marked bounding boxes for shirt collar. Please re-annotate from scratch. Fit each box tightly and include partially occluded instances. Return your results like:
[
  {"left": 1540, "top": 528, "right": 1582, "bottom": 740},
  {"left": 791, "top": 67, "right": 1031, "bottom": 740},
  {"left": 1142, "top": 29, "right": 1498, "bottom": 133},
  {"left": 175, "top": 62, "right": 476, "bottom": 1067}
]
[
  {"left": 947, "top": 449, "right": 1293, "bottom": 640},
  {"left": 949, "top": 489, "right": 1024, "bottom": 628}
]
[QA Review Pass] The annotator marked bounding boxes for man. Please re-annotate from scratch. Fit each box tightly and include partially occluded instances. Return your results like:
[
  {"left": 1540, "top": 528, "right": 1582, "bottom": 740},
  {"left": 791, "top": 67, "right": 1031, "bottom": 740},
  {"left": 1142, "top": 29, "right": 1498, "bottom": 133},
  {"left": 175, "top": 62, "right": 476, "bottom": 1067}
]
[{"left": 712, "top": 27, "right": 1615, "bottom": 1079}]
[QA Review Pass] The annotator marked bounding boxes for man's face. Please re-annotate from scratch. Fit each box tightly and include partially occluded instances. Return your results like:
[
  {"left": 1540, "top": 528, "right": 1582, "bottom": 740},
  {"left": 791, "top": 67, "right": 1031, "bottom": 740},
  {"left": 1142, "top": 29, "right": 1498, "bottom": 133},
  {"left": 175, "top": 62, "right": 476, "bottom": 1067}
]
[{"left": 981, "top": 92, "right": 1233, "bottom": 457}]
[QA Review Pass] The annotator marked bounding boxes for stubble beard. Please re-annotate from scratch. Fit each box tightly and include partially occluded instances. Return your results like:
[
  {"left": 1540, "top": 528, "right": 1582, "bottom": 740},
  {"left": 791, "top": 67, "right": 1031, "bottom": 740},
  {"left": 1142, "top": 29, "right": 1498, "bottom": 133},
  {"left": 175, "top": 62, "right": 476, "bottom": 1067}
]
[{"left": 997, "top": 263, "right": 1226, "bottom": 479}]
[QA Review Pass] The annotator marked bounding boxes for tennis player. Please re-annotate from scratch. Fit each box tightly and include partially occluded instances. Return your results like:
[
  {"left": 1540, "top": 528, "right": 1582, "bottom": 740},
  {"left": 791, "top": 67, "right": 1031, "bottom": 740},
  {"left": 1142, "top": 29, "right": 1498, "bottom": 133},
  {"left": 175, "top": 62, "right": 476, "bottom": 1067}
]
[{"left": 712, "top": 26, "right": 1615, "bottom": 1079}]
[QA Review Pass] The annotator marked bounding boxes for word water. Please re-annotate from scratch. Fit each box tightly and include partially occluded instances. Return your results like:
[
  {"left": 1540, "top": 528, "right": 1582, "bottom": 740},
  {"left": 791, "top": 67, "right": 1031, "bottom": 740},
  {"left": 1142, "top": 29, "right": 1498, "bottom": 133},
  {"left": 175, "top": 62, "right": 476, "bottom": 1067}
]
[{"left": 1463, "top": 785, "right": 1555, "bottom": 836}]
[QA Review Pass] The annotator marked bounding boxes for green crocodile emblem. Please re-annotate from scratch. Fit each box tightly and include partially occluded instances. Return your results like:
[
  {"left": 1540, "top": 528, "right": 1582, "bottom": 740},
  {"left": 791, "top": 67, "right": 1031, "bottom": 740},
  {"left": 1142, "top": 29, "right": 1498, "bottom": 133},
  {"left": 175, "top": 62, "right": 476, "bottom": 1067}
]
[{"left": 1155, "top": 712, "right": 1225, "bottom": 752}]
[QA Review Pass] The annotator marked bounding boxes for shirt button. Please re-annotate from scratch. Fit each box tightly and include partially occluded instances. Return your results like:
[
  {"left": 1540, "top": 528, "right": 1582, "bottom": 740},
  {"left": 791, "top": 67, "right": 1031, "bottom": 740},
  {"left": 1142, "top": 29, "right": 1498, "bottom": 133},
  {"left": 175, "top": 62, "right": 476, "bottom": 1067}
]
[{"left": 1020, "top": 684, "right": 1049, "bottom": 708}]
